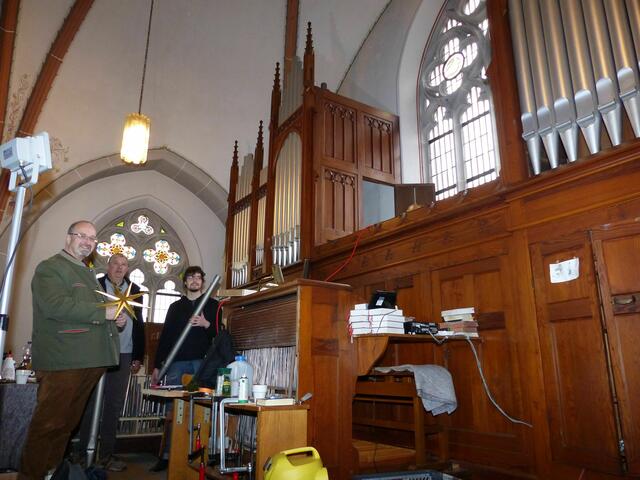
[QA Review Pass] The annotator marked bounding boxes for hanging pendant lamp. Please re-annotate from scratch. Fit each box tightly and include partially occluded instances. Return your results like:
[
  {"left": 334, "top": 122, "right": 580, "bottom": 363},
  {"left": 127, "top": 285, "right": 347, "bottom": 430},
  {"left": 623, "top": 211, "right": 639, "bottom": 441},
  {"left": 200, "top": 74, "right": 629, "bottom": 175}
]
[{"left": 120, "top": 0, "right": 154, "bottom": 165}]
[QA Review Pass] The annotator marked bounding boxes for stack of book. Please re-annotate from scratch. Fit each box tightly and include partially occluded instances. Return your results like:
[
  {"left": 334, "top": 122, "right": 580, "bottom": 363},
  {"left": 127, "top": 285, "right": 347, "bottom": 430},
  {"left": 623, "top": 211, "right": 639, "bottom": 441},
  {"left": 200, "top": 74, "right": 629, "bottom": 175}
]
[
  {"left": 349, "top": 306, "right": 406, "bottom": 335},
  {"left": 438, "top": 307, "right": 479, "bottom": 337}
]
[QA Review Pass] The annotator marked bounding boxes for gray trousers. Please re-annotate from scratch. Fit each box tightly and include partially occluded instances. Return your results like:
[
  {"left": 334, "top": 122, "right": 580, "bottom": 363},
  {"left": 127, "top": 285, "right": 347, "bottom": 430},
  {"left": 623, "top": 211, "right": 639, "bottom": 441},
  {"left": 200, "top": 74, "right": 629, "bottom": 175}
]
[{"left": 78, "top": 353, "right": 132, "bottom": 461}]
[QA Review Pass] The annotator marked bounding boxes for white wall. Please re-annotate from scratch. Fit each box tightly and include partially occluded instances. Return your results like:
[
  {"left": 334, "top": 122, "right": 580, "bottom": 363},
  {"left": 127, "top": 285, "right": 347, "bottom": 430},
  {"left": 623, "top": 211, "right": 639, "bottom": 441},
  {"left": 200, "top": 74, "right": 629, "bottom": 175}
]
[
  {"left": 337, "top": 0, "right": 444, "bottom": 183},
  {"left": 3, "top": 169, "right": 225, "bottom": 354}
]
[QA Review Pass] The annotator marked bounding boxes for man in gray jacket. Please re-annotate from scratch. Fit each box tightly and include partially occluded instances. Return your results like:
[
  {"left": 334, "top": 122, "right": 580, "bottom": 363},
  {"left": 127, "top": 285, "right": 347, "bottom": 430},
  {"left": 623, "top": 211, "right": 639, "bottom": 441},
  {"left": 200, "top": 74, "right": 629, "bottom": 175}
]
[{"left": 19, "top": 220, "right": 125, "bottom": 480}]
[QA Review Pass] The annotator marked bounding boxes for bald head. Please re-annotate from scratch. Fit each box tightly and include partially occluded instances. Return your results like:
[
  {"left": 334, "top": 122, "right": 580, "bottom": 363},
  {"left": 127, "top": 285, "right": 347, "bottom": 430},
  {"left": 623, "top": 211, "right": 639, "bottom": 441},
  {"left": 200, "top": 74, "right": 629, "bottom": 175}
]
[{"left": 65, "top": 221, "right": 97, "bottom": 260}]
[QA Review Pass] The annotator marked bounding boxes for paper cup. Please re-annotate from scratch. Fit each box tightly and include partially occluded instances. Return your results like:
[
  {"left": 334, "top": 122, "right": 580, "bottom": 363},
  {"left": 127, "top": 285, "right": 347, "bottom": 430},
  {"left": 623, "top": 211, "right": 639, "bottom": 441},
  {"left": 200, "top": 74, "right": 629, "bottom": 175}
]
[
  {"left": 15, "top": 370, "right": 31, "bottom": 384},
  {"left": 252, "top": 384, "right": 268, "bottom": 399}
]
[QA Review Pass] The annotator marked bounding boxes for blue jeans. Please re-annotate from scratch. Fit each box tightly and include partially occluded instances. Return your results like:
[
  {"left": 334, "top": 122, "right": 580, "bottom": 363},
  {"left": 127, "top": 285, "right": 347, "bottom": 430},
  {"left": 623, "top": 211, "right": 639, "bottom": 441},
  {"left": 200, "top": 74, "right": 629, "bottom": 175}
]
[{"left": 165, "top": 359, "right": 202, "bottom": 386}]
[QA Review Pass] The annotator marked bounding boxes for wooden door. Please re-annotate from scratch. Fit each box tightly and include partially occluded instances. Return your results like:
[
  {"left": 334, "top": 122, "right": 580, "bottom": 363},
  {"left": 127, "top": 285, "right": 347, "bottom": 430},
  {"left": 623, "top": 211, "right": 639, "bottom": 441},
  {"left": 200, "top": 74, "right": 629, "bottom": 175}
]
[
  {"left": 530, "top": 235, "right": 621, "bottom": 473},
  {"left": 591, "top": 223, "right": 640, "bottom": 476}
]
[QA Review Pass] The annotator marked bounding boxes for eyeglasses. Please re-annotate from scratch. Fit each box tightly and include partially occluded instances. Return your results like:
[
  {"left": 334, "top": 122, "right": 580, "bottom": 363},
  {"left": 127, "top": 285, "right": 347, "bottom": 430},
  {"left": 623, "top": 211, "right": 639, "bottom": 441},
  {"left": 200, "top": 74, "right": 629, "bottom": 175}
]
[{"left": 68, "top": 232, "right": 98, "bottom": 243}]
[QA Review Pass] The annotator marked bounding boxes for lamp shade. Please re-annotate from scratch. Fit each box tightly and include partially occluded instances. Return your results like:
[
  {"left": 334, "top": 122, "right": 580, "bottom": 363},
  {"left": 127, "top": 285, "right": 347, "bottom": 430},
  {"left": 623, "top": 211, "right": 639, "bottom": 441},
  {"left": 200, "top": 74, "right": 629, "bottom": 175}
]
[{"left": 120, "top": 112, "right": 150, "bottom": 165}]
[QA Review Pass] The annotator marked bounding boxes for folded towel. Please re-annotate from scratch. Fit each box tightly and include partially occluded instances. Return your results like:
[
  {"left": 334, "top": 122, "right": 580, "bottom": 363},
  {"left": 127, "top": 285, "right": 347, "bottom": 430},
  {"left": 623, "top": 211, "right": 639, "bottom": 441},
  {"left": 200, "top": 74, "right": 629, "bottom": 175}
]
[{"left": 374, "top": 364, "right": 457, "bottom": 415}]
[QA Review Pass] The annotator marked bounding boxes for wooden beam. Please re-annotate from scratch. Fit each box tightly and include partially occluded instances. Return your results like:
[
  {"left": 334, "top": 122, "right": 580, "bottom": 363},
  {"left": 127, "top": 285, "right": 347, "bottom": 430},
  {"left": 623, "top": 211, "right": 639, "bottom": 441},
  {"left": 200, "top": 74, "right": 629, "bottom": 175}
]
[
  {"left": 0, "top": 0, "right": 93, "bottom": 219},
  {"left": 283, "top": 0, "right": 299, "bottom": 84},
  {"left": 0, "top": 0, "right": 20, "bottom": 140},
  {"left": 17, "top": 0, "right": 94, "bottom": 137}
]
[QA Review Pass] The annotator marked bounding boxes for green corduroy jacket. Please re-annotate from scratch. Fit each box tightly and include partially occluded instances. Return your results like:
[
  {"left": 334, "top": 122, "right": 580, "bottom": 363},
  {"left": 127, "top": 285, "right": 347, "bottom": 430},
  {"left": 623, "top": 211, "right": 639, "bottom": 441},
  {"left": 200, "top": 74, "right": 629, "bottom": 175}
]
[{"left": 31, "top": 251, "right": 120, "bottom": 371}]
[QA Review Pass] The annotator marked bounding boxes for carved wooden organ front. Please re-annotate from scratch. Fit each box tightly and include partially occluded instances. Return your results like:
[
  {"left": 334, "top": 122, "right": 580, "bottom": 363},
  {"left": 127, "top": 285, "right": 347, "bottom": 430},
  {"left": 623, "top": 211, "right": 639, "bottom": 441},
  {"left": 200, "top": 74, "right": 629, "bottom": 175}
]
[{"left": 225, "top": 24, "right": 402, "bottom": 288}]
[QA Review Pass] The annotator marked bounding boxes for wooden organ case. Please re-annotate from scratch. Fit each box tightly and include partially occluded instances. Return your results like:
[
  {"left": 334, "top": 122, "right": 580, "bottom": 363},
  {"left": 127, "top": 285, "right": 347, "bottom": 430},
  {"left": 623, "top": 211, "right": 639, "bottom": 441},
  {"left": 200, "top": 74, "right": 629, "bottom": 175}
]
[
  {"left": 225, "top": 24, "right": 401, "bottom": 288},
  {"left": 223, "top": 279, "right": 354, "bottom": 479}
]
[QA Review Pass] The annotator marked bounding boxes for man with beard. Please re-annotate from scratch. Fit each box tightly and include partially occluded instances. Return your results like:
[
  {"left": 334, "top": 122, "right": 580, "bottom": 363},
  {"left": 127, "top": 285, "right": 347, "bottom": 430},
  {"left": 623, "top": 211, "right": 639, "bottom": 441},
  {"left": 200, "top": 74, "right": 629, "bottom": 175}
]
[{"left": 149, "top": 265, "right": 218, "bottom": 471}]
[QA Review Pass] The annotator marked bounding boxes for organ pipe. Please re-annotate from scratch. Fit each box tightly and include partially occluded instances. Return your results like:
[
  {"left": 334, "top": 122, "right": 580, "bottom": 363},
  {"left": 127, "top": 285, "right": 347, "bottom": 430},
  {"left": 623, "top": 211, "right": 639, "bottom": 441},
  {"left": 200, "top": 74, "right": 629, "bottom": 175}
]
[
  {"left": 559, "top": 0, "right": 601, "bottom": 155},
  {"left": 582, "top": 0, "right": 622, "bottom": 145},
  {"left": 511, "top": 0, "right": 640, "bottom": 174},
  {"left": 604, "top": 0, "right": 640, "bottom": 137},
  {"left": 541, "top": 0, "right": 578, "bottom": 162},
  {"left": 523, "top": 0, "right": 560, "bottom": 168},
  {"left": 509, "top": 0, "right": 542, "bottom": 174}
]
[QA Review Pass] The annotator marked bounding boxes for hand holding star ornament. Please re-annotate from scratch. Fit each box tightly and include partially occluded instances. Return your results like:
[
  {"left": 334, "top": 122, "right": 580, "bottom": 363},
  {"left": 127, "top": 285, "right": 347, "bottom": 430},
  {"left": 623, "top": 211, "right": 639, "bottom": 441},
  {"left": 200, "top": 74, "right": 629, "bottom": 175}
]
[{"left": 96, "top": 284, "right": 147, "bottom": 318}]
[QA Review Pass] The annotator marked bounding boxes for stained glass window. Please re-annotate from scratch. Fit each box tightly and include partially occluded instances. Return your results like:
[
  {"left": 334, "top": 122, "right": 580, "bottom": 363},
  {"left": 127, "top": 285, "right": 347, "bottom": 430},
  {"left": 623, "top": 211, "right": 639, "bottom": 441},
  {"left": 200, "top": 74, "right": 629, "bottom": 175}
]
[
  {"left": 94, "top": 210, "right": 186, "bottom": 323},
  {"left": 419, "top": 0, "right": 499, "bottom": 200}
]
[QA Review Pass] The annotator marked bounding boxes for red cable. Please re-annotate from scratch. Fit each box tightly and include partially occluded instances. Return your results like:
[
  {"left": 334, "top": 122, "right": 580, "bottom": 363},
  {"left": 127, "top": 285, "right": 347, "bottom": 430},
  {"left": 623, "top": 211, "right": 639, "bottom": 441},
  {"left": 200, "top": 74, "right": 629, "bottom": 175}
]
[{"left": 324, "top": 230, "right": 365, "bottom": 282}]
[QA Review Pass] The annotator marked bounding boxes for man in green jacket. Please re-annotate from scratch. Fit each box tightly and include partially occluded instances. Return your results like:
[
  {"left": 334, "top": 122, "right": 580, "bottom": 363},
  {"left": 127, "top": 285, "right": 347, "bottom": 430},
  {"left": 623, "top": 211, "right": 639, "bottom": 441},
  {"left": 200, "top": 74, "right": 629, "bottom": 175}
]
[{"left": 19, "top": 220, "right": 125, "bottom": 480}]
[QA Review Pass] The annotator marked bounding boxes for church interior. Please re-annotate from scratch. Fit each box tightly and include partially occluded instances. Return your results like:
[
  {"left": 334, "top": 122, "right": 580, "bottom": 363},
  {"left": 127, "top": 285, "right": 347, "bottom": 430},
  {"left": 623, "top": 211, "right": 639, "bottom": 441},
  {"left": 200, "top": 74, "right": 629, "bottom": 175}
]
[{"left": 1, "top": 0, "right": 640, "bottom": 479}]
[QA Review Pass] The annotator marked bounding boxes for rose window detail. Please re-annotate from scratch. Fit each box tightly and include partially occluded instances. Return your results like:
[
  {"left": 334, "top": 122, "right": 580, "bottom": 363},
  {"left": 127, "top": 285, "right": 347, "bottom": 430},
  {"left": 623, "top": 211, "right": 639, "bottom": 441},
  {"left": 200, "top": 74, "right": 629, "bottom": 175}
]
[
  {"left": 143, "top": 240, "right": 180, "bottom": 274},
  {"left": 131, "top": 215, "right": 155, "bottom": 235},
  {"left": 96, "top": 233, "right": 136, "bottom": 259}
]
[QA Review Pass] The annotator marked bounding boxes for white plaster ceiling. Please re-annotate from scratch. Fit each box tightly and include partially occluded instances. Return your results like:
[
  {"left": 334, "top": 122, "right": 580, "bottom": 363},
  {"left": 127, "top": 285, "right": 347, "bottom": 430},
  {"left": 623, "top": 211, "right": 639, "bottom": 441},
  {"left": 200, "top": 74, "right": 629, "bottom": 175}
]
[{"left": 5, "top": 0, "right": 389, "bottom": 201}]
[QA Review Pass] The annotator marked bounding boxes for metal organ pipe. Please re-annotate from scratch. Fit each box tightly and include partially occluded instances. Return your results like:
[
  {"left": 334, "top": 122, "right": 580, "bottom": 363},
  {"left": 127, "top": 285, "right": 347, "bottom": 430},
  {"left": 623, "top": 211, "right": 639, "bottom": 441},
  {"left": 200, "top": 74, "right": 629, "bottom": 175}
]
[
  {"left": 541, "top": 0, "right": 578, "bottom": 162},
  {"left": 511, "top": 0, "right": 640, "bottom": 173},
  {"left": 628, "top": 0, "right": 640, "bottom": 66},
  {"left": 231, "top": 154, "right": 253, "bottom": 287},
  {"left": 604, "top": 0, "right": 640, "bottom": 137},
  {"left": 523, "top": 0, "right": 560, "bottom": 168},
  {"left": 509, "top": 0, "right": 542, "bottom": 174},
  {"left": 271, "top": 133, "right": 302, "bottom": 267},
  {"left": 582, "top": 0, "right": 622, "bottom": 146},
  {"left": 559, "top": 0, "right": 602, "bottom": 155}
]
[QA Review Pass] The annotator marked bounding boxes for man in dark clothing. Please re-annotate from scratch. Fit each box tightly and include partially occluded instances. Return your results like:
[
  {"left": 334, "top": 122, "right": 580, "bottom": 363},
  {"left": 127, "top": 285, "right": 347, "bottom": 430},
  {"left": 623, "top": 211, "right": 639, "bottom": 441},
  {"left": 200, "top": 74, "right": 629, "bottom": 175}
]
[
  {"left": 77, "top": 253, "right": 146, "bottom": 472},
  {"left": 149, "top": 265, "right": 218, "bottom": 471}
]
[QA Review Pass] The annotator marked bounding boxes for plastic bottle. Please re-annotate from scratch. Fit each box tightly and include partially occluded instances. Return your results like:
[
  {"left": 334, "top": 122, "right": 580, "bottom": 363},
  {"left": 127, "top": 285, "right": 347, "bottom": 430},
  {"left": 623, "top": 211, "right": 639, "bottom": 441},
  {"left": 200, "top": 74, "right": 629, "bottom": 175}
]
[
  {"left": 1, "top": 352, "right": 15, "bottom": 381},
  {"left": 238, "top": 375, "right": 249, "bottom": 403},
  {"left": 227, "top": 355, "right": 253, "bottom": 397}
]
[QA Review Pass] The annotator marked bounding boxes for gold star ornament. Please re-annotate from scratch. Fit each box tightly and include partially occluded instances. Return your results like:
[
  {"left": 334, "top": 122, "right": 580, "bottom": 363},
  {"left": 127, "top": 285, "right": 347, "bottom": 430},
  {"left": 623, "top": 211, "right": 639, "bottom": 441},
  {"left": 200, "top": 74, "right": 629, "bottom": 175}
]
[{"left": 96, "top": 284, "right": 147, "bottom": 318}]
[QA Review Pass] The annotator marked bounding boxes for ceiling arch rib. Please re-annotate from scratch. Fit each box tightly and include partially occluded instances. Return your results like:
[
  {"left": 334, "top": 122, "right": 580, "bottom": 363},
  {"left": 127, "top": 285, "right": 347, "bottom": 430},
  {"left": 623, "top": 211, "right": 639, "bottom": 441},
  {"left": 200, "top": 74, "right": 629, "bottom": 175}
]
[
  {"left": 0, "top": 0, "right": 20, "bottom": 139},
  {"left": 0, "top": 147, "right": 228, "bottom": 240},
  {"left": 0, "top": 0, "right": 94, "bottom": 217}
]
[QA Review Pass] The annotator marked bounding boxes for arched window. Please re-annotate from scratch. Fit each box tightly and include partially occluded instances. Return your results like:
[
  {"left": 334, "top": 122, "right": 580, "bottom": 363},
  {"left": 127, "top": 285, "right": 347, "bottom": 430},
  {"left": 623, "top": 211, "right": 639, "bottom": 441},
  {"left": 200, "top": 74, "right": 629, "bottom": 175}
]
[
  {"left": 419, "top": 0, "right": 499, "bottom": 200},
  {"left": 93, "top": 210, "right": 187, "bottom": 323}
]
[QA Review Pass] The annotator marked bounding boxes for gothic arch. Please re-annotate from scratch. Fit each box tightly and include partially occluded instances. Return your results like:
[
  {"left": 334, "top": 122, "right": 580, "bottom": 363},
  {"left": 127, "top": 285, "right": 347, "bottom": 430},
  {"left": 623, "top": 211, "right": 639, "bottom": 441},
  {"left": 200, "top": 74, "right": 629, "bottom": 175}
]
[{"left": 0, "top": 147, "right": 227, "bottom": 239}]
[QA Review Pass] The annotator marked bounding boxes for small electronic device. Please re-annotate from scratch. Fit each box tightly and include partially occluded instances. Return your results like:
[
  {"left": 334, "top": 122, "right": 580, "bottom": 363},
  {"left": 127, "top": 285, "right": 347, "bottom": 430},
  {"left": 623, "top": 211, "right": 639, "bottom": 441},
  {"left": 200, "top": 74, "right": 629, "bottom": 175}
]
[
  {"left": 0, "top": 132, "right": 52, "bottom": 189},
  {"left": 404, "top": 321, "right": 439, "bottom": 335},
  {"left": 368, "top": 290, "right": 397, "bottom": 310}
]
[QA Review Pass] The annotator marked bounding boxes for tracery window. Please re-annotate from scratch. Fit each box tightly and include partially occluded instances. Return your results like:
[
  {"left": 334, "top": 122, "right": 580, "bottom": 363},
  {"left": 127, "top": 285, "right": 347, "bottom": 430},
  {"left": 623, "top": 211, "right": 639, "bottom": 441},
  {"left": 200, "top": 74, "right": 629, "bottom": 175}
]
[
  {"left": 94, "top": 210, "right": 186, "bottom": 323},
  {"left": 419, "top": 0, "right": 499, "bottom": 200}
]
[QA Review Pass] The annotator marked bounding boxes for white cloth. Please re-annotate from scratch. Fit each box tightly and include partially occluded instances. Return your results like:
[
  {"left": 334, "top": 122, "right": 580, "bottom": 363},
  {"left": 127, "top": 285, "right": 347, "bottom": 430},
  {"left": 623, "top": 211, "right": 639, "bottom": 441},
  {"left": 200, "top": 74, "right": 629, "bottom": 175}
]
[{"left": 374, "top": 364, "right": 457, "bottom": 415}]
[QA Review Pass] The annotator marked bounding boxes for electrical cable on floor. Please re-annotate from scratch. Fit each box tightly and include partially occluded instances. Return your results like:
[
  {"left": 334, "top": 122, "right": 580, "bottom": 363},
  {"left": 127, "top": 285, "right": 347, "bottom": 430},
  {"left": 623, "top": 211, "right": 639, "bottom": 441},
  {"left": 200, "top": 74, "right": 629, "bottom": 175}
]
[{"left": 465, "top": 336, "right": 533, "bottom": 428}]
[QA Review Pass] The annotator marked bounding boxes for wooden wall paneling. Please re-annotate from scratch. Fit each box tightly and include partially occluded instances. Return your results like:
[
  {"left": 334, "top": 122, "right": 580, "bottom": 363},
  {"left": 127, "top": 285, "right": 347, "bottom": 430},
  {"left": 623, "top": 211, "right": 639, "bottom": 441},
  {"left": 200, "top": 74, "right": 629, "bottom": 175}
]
[
  {"left": 529, "top": 235, "right": 621, "bottom": 474},
  {"left": 591, "top": 222, "right": 640, "bottom": 476},
  {"left": 506, "top": 230, "right": 554, "bottom": 479},
  {"left": 506, "top": 141, "right": 640, "bottom": 232},
  {"left": 296, "top": 282, "right": 355, "bottom": 479},
  {"left": 431, "top": 255, "right": 531, "bottom": 472}
]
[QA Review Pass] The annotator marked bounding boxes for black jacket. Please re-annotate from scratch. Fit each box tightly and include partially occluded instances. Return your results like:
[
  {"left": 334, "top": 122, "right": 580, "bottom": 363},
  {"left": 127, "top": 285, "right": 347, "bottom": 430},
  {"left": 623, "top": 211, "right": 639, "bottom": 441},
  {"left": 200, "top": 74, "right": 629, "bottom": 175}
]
[
  {"left": 98, "top": 275, "right": 146, "bottom": 364},
  {"left": 153, "top": 293, "right": 218, "bottom": 369}
]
